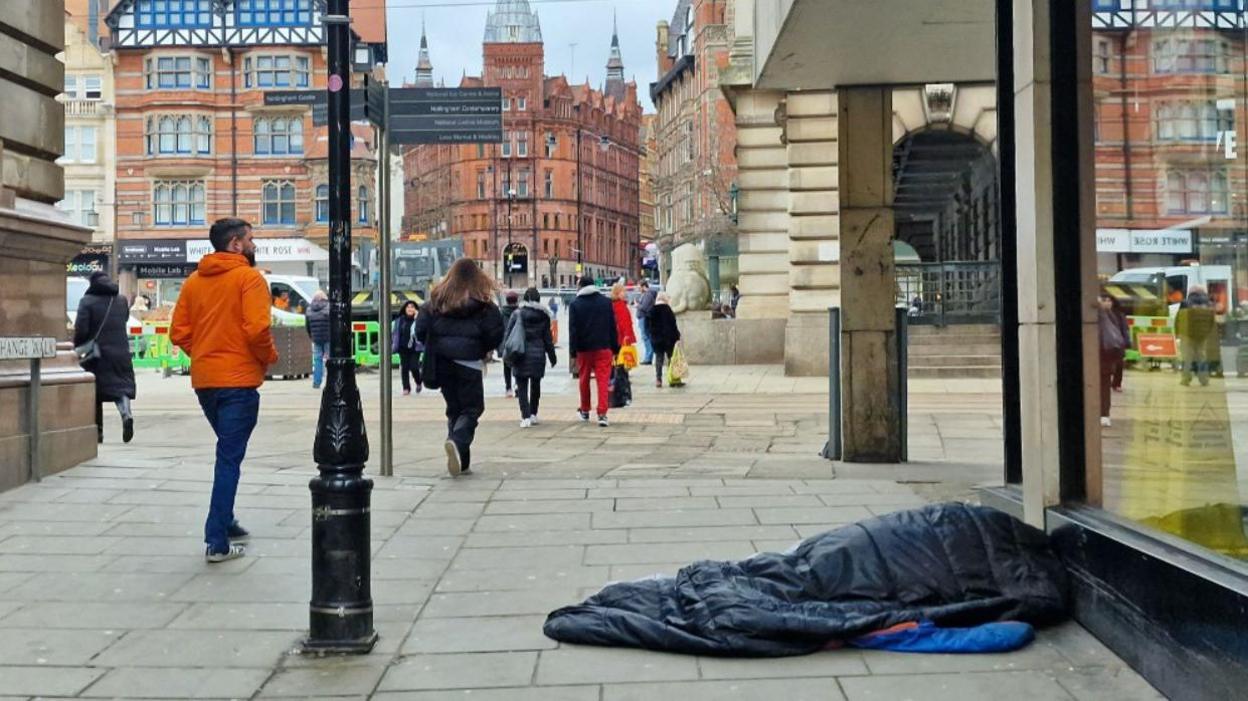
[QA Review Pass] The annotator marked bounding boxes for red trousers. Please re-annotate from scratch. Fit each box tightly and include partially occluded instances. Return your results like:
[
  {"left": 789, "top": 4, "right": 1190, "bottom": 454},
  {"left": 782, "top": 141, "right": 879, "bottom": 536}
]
[{"left": 576, "top": 349, "right": 614, "bottom": 416}]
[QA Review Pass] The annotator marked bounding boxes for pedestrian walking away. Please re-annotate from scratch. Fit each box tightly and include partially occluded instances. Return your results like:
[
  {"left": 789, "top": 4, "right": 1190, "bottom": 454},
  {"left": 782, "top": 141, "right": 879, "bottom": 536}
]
[
  {"left": 416, "top": 258, "right": 504, "bottom": 477},
  {"left": 636, "top": 279, "right": 657, "bottom": 364},
  {"left": 499, "top": 291, "right": 519, "bottom": 398},
  {"left": 393, "top": 300, "right": 425, "bottom": 394},
  {"left": 170, "top": 218, "right": 278, "bottom": 563},
  {"left": 1097, "top": 292, "right": 1129, "bottom": 428},
  {"left": 506, "top": 287, "right": 558, "bottom": 427},
  {"left": 74, "top": 271, "right": 137, "bottom": 445},
  {"left": 648, "top": 292, "right": 682, "bottom": 388},
  {"left": 568, "top": 275, "right": 619, "bottom": 426},
  {"left": 304, "top": 290, "right": 330, "bottom": 389},
  {"left": 1176, "top": 285, "right": 1217, "bottom": 387}
]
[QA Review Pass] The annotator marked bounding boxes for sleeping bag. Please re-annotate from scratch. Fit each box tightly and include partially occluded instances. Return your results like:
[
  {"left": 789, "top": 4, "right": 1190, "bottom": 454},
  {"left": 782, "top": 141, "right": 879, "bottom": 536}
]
[{"left": 543, "top": 503, "right": 1068, "bottom": 657}]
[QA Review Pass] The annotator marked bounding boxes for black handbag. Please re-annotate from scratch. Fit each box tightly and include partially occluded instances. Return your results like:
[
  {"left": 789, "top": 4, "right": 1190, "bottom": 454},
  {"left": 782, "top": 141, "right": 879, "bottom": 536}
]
[{"left": 74, "top": 295, "right": 115, "bottom": 366}]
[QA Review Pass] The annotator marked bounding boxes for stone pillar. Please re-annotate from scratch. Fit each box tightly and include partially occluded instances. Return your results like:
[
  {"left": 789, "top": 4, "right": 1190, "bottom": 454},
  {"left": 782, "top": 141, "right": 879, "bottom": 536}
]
[
  {"left": 783, "top": 91, "right": 840, "bottom": 376},
  {"left": 733, "top": 90, "right": 790, "bottom": 321},
  {"left": 837, "top": 86, "right": 901, "bottom": 463}
]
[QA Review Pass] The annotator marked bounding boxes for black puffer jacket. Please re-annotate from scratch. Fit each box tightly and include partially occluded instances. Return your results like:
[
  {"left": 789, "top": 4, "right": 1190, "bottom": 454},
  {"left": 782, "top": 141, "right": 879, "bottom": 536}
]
[
  {"left": 647, "top": 302, "right": 681, "bottom": 355},
  {"left": 415, "top": 297, "right": 504, "bottom": 362},
  {"left": 73, "top": 273, "right": 136, "bottom": 401},
  {"left": 304, "top": 297, "right": 331, "bottom": 344},
  {"left": 568, "top": 287, "right": 619, "bottom": 358},
  {"left": 508, "top": 303, "right": 557, "bottom": 378}
]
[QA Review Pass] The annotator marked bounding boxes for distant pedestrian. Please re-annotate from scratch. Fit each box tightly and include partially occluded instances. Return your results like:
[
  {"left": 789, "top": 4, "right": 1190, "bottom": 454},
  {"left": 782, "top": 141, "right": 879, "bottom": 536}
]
[
  {"left": 1176, "top": 285, "right": 1216, "bottom": 387},
  {"left": 499, "top": 291, "right": 519, "bottom": 398},
  {"left": 304, "top": 290, "right": 330, "bottom": 389},
  {"left": 648, "top": 292, "right": 682, "bottom": 388},
  {"left": 416, "top": 258, "right": 504, "bottom": 477},
  {"left": 1097, "top": 292, "right": 1129, "bottom": 428},
  {"left": 610, "top": 282, "right": 637, "bottom": 348},
  {"left": 170, "top": 218, "right": 278, "bottom": 563},
  {"left": 392, "top": 300, "right": 424, "bottom": 394},
  {"left": 730, "top": 284, "right": 741, "bottom": 312},
  {"left": 548, "top": 295, "right": 560, "bottom": 317},
  {"left": 636, "top": 279, "right": 657, "bottom": 364},
  {"left": 506, "top": 287, "right": 557, "bottom": 427},
  {"left": 569, "top": 275, "right": 619, "bottom": 426},
  {"left": 74, "top": 271, "right": 136, "bottom": 445}
]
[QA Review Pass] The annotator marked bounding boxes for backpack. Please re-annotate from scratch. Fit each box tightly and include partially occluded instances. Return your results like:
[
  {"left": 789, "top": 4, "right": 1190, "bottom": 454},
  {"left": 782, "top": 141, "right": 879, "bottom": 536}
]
[{"left": 503, "top": 313, "right": 526, "bottom": 364}]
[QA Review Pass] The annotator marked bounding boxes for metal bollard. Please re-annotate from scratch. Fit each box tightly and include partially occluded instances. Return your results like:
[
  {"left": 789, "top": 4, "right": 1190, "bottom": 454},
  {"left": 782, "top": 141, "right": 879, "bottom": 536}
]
[
  {"left": 822, "top": 307, "right": 842, "bottom": 461},
  {"left": 896, "top": 307, "right": 909, "bottom": 463}
]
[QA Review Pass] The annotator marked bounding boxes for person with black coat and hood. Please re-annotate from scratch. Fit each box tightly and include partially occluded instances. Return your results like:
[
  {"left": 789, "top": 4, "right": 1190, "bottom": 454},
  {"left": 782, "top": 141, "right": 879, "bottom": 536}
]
[
  {"left": 499, "top": 291, "right": 519, "bottom": 398},
  {"left": 415, "top": 258, "right": 504, "bottom": 476},
  {"left": 74, "top": 271, "right": 137, "bottom": 443},
  {"left": 304, "top": 290, "right": 331, "bottom": 389},
  {"left": 392, "top": 300, "right": 424, "bottom": 394},
  {"left": 568, "top": 275, "right": 619, "bottom": 426},
  {"left": 648, "top": 292, "right": 682, "bottom": 388},
  {"left": 506, "top": 287, "right": 558, "bottom": 427}
]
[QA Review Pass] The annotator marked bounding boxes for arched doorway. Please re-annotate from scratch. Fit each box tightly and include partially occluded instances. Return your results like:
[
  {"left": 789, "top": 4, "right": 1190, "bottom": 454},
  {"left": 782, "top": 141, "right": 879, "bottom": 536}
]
[
  {"left": 893, "top": 129, "right": 1000, "bottom": 325},
  {"left": 504, "top": 242, "right": 530, "bottom": 289}
]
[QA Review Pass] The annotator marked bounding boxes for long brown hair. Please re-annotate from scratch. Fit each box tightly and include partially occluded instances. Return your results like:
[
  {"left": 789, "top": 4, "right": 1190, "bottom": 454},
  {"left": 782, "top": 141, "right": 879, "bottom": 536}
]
[{"left": 428, "top": 258, "right": 497, "bottom": 314}]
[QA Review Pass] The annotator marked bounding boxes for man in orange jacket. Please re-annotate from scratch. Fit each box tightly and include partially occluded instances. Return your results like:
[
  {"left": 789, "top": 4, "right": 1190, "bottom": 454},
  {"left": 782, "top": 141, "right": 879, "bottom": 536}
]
[{"left": 171, "top": 218, "right": 279, "bottom": 563}]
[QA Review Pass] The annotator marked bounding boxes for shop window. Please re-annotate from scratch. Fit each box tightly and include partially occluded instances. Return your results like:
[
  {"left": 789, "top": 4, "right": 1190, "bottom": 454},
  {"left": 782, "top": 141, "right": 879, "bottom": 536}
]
[
  {"left": 145, "top": 55, "right": 212, "bottom": 90},
  {"left": 254, "top": 116, "right": 304, "bottom": 155},
  {"left": 236, "top": 0, "right": 314, "bottom": 26},
  {"left": 153, "top": 180, "right": 206, "bottom": 226},
  {"left": 135, "top": 0, "right": 213, "bottom": 28},
  {"left": 262, "top": 180, "right": 297, "bottom": 225},
  {"left": 315, "top": 184, "right": 328, "bottom": 222}
]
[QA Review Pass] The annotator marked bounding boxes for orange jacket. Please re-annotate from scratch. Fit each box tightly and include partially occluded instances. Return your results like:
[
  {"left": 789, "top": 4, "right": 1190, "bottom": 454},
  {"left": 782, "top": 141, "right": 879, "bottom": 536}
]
[{"left": 171, "top": 253, "right": 279, "bottom": 389}]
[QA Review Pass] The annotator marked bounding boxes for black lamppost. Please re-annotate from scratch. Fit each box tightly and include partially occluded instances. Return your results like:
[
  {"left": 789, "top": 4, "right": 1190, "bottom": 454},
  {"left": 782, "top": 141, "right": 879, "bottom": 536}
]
[
  {"left": 506, "top": 186, "right": 516, "bottom": 288},
  {"left": 304, "top": 0, "right": 376, "bottom": 655}
]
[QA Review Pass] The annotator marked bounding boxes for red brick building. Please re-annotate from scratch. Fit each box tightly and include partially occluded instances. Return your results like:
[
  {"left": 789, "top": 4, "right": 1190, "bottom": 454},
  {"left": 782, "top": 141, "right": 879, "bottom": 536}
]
[
  {"left": 401, "top": 0, "right": 643, "bottom": 288},
  {"left": 652, "top": 0, "right": 738, "bottom": 275},
  {"left": 103, "top": 0, "right": 385, "bottom": 301}
]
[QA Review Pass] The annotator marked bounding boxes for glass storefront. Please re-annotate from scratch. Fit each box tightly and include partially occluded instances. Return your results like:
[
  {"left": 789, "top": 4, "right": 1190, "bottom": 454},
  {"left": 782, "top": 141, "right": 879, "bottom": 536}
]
[{"left": 1092, "top": 4, "right": 1248, "bottom": 563}]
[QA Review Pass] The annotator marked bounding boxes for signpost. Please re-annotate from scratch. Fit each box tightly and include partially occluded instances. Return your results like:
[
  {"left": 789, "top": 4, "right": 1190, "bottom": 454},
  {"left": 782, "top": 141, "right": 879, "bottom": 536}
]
[
  {"left": 1, "top": 337, "right": 57, "bottom": 483},
  {"left": 388, "top": 87, "right": 503, "bottom": 145}
]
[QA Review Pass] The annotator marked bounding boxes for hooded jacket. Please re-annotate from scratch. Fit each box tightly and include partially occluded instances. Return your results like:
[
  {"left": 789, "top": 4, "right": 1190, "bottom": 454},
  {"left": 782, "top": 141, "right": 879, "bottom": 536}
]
[
  {"left": 304, "top": 297, "right": 331, "bottom": 345},
  {"left": 612, "top": 298, "right": 637, "bottom": 346},
  {"left": 568, "top": 286, "right": 619, "bottom": 357},
  {"left": 73, "top": 273, "right": 136, "bottom": 401},
  {"left": 415, "top": 297, "right": 505, "bottom": 362},
  {"left": 647, "top": 301, "right": 681, "bottom": 355},
  {"left": 171, "top": 252, "right": 279, "bottom": 389},
  {"left": 508, "top": 302, "right": 558, "bottom": 378}
]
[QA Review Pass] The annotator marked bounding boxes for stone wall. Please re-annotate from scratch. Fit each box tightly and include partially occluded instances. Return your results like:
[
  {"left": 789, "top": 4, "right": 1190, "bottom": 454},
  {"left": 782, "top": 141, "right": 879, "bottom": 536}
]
[
  {"left": 676, "top": 315, "right": 786, "bottom": 367},
  {"left": 0, "top": 2, "right": 99, "bottom": 491}
]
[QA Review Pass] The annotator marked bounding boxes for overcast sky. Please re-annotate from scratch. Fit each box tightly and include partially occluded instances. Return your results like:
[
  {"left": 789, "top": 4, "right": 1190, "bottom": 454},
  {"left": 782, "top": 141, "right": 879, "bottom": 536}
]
[{"left": 382, "top": 0, "right": 675, "bottom": 111}]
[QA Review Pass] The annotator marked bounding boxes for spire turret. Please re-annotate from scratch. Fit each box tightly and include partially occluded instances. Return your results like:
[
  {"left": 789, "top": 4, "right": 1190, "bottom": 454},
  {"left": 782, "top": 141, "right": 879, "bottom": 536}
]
[
  {"left": 605, "top": 10, "right": 626, "bottom": 101},
  {"left": 484, "top": 0, "right": 543, "bottom": 44},
  {"left": 415, "top": 18, "right": 434, "bottom": 87}
]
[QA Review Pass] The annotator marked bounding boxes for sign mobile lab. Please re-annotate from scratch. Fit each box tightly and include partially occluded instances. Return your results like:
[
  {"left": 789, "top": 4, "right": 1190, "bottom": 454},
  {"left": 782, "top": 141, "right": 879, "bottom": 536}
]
[{"left": 117, "top": 237, "right": 330, "bottom": 305}]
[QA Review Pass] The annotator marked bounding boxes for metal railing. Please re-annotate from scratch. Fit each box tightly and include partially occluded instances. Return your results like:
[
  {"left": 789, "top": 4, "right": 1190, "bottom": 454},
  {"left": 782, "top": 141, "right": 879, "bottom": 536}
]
[{"left": 895, "top": 261, "right": 1002, "bottom": 326}]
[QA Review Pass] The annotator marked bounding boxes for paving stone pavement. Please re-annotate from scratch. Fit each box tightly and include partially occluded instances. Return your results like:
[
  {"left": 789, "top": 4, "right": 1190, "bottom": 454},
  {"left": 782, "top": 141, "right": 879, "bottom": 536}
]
[{"left": 0, "top": 370, "right": 1161, "bottom": 699}]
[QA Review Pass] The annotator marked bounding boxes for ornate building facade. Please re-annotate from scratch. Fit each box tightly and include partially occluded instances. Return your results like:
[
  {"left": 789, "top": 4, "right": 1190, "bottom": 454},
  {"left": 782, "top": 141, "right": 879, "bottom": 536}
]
[
  {"left": 652, "top": 0, "right": 738, "bottom": 283},
  {"left": 401, "top": 0, "right": 643, "bottom": 288},
  {"left": 103, "top": 0, "right": 386, "bottom": 302}
]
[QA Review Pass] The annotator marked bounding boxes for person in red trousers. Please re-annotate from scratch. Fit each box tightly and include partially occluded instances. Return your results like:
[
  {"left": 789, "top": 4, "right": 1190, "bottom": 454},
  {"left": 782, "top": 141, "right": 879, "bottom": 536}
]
[{"left": 568, "top": 275, "right": 619, "bottom": 427}]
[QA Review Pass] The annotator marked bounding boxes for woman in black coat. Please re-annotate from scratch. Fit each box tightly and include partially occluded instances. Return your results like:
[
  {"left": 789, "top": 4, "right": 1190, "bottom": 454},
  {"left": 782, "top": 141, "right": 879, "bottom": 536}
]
[
  {"left": 506, "top": 287, "right": 557, "bottom": 426},
  {"left": 414, "top": 259, "right": 504, "bottom": 477},
  {"left": 73, "top": 272, "right": 137, "bottom": 443},
  {"left": 647, "top": 293, "right": 681, "bottom": 388}
]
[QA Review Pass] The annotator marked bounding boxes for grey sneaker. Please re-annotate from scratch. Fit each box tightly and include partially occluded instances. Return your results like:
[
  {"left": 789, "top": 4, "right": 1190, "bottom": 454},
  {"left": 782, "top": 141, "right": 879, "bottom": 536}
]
[
  {"left": 444, "top": 439, "right": 463, "bottom": 477},
  {"left": 206, "top": 543, "right": 246, "bottom": 563},
  {"left": 578, "top": 410, "right": 590, "bottom": 422},
  {"left": 597, "top": 415, "right": 609, "bottom": 428}
]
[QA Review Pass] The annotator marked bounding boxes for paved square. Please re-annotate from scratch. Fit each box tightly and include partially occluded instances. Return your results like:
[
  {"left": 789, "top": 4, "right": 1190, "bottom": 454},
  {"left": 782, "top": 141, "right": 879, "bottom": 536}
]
[{"left": 0, "top": 369, "right": 1159, "bottom": 698}]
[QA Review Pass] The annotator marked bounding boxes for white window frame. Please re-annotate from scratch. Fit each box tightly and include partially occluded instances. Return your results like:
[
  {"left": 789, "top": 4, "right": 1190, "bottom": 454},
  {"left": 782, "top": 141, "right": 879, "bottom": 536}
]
[{"left": 62, "top": 125, "right": 98, "bottom": 164}]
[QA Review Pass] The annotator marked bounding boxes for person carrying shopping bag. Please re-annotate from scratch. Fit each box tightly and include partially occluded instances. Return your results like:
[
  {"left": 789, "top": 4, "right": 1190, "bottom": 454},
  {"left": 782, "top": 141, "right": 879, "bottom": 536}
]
[
  {"left": 648, "top": 293, "right": 681, "bottom": 388},
  {"left": 505, "top": 287, "right": 557, "bottom": 427}
]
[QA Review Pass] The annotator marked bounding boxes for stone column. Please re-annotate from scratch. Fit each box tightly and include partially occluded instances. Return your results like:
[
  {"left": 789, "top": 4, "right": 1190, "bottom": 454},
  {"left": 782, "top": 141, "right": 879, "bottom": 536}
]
[
  {"left": 783, "top": 91, "right": 840, "bottom": 376},
  {"left": 837, "top": 86, "right": 901, "bottom": 462},
  {"left": 733, "top": 90, "right": 790, "bottom": 321}
]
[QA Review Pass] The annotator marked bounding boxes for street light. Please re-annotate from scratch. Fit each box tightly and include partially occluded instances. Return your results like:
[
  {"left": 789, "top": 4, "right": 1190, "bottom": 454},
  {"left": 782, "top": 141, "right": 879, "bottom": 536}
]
[
  {"left": 506, "top": 187, "right": 516, "bottom": 288},
  {"left": 304, "top": 0, "right": 376, "bottom": 655}
]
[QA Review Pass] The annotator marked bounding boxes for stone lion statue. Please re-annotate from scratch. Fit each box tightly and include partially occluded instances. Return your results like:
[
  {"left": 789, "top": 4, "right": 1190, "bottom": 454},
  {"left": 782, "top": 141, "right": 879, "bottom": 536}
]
[{"left": 665, "top": 243, "right": 711, "bottom": 314}]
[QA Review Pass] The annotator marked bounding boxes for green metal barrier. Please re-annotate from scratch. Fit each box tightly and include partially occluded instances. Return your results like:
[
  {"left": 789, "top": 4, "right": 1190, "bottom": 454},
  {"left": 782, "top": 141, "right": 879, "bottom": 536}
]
[{"left": 352, "top": 321, "right": 400, "bottom": 369}]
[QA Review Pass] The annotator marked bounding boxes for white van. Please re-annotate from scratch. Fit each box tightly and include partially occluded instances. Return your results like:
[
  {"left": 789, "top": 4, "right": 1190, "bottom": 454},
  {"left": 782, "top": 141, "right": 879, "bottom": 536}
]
[
  {"left": 1109, "top": 264, "right": 1234, "bottom": 317},
  {"left": 264, "top": 274, "right": 323, "bottom": 315}
]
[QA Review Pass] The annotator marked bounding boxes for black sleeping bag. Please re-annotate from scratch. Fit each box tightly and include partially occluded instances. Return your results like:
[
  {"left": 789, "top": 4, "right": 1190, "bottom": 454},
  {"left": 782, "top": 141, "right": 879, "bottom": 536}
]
[{"left": 543, "top": 503, "right": 1068, "bottom": 657}]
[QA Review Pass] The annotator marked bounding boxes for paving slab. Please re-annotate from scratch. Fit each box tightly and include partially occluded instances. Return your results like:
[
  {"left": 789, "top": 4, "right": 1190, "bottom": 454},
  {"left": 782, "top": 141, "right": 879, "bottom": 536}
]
[
  {"left": 535, "top": 646, "right": 700, "bottom": 685},
  {"left": 259, "top": 665, "right": 388, "bottom": 697},
  {"left": 81, "top": 666, "right": 273, "bottom": 699},
  {"left": 377, "top": 652, "right": 539, "bottom": 692},
  {"left": 0, "top": 665, "right": 106, "bottom": 696},
  {"left": 839, "top": 671, "right": 1072, "bottom": 701},
  {"left": 403, "top": 615, "right": 556, "bottom": 653},
  {"left": 603, "top": 678, "right": 846, "bottom": 701}
]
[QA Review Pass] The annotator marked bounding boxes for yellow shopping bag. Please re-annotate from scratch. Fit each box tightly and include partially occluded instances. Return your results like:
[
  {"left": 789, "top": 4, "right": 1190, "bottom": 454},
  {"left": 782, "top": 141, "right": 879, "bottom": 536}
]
[{"left": 618, "top": 344, "right": 639, "bottom": 370}]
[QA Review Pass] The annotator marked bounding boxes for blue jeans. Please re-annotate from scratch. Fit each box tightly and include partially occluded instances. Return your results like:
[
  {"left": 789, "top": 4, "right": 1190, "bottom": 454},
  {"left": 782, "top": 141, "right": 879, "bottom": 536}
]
[
  {"left": 196, "top": 388, "right": 260, "bottom": 553},
  {"left": 312, "top": 341, "right": 329, "bottom": 387},
  {"left": 638, "top": 317, "right": 653, "bottom": 363}
]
